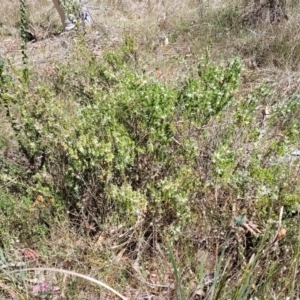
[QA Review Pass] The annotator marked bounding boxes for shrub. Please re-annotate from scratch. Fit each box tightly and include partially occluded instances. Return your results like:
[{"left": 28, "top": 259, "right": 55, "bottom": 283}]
[
  {"left": 0, "top": 46, "right": 244, "bottom": 237},
  {"left": 177, "top": 56, "right": 241, "bottom": 126}
]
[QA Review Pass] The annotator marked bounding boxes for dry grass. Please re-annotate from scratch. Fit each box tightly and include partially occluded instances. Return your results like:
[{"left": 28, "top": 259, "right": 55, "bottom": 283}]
[
  {"left": 0, "top": 0, "right": 60, "bottom": 38},
  {"left": 1, "top": 0, "right": 300, "bottom": 299},
  {"left": 0, "top": 0, "right": 204, "bottom": 81}
]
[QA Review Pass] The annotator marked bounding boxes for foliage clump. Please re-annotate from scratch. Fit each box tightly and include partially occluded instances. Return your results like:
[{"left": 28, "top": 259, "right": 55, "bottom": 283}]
[{"left": 0, "top": 46, "right": 243, "bottom": 235}]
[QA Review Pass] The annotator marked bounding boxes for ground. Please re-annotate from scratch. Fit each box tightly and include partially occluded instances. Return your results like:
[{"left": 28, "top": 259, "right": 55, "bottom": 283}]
[{"left": 1, "top": 0, "right": 300, "bottom": 299}]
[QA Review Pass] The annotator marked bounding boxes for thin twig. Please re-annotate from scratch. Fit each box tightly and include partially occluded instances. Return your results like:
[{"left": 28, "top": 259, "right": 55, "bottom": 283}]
[{"left": 8, "top": 267, "right": 128, "bottom": 300}]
